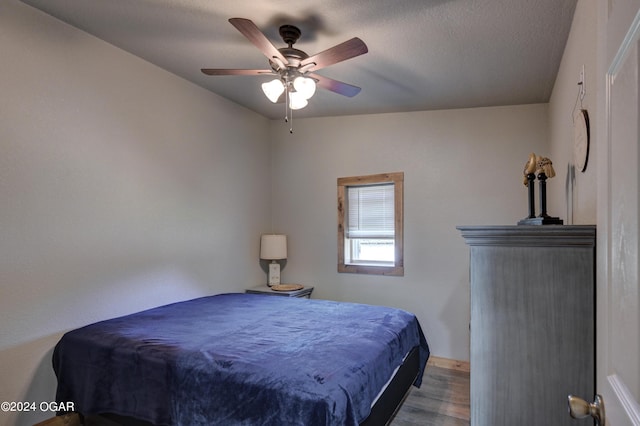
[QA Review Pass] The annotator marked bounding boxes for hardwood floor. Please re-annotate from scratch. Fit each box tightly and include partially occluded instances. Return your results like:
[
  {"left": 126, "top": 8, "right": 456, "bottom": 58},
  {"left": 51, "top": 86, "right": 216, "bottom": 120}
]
[{"left": 391, "top": 361, "right": 470, "bottom": 426}]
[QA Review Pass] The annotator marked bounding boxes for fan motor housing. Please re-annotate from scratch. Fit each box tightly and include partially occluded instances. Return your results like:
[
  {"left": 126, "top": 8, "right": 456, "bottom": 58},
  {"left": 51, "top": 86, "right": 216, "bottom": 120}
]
[
  {"left": 279, "top": 25, "right": 301, "bottom": 46},
  {"left": 273, "top": 25, "right": 309, "bottom": 69}
]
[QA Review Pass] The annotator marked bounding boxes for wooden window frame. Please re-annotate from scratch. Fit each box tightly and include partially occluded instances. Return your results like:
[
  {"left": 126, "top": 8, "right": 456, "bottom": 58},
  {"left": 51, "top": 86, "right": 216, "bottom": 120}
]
[{"left": 337, "top": 172, "right": 404, "bottom": 276}]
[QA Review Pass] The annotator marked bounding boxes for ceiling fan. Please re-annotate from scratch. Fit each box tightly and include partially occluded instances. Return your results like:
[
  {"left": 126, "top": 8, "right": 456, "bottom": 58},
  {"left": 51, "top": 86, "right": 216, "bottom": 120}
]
[{"left": 201, "top": 18, "right": 368, "bottom": 115}]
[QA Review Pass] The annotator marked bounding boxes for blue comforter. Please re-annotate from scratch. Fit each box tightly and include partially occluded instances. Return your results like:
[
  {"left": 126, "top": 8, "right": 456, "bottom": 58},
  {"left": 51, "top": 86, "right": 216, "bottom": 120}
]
[{"left": 53, "top": 293, "right": 429, "bottom": 425}]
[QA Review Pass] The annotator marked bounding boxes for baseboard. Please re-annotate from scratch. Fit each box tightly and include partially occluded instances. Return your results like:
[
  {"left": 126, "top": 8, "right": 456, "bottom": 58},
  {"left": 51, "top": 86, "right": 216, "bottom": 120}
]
[{"left": 427, "top": 356, "right": 470, "bottom": 373}]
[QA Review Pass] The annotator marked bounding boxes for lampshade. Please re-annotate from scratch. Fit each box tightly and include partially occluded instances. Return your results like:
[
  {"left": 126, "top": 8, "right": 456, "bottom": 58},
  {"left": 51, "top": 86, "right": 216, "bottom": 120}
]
[
  {"left": 288, "top": 91, "right": 308, "bottom": 110},
  {"left": 293, "top": 76, "right": 316, "bottom": 99},
  {"left": 261, "top": 79, "right": 285, "bottom": 103},
  {"left": 260, "top": 234, "right": 287, "bottom": 260}
]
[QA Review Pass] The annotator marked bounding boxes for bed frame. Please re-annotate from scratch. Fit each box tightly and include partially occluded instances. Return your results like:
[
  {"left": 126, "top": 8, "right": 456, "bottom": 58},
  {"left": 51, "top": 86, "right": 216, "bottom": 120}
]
[{"left": 361, "top": 346, "right": 420, "bottom": 426}]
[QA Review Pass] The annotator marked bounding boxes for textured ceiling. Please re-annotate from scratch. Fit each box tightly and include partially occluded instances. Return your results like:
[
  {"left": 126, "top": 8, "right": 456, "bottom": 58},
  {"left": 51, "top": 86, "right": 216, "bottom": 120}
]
[{"left": 20, "top": 0, "right": 577, "bottom": 119}]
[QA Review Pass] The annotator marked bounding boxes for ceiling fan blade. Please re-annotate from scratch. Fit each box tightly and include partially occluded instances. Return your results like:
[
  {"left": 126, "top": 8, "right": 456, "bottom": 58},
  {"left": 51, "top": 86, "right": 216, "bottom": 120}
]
[
  {"left": 201, "top": 68, "right": 273, "bottom": 76},
  {"left": 309, "top": 73, "right": 362, "bottom": 97},
  {"left": 301, "top": 38, "right": 368, "bottom": 71},
  {"left": 229, "top": 18, "right": 289, "bottom": 66}
]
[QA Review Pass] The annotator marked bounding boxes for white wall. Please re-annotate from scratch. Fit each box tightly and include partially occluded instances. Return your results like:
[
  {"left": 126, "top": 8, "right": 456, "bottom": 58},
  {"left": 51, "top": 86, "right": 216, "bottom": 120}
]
[
  {"left": 269, "top": 104, "right": 550, "bottom": 362},
  {"left": 548, "top": 0, "right": 598, "bottom": 224},
  {"left": 0, "top": 1, "right": 270, "bottom": 424}
]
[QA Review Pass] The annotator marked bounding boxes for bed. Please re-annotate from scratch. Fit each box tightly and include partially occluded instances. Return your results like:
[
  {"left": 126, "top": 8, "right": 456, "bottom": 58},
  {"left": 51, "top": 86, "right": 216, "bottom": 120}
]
[{"left": 52, "top": 293, "right": 430, "bottom": 425}]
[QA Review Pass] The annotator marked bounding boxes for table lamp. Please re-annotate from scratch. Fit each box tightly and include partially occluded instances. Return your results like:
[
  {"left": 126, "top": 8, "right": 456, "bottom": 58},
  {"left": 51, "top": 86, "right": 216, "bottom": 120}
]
[{"left": 260, "top": 234, "right": 287, "bottom": 286}]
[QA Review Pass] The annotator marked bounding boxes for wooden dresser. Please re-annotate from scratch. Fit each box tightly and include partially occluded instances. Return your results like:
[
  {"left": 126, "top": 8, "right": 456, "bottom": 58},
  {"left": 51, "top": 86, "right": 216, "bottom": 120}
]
[{"left": 458, "top": 225, "right": 596, "bottom": 426}]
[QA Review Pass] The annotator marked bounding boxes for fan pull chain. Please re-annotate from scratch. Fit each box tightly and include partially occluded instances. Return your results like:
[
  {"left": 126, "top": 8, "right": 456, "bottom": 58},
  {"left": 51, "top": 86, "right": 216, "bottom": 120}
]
[
  {"left": 284, "top": 86, "right": 289, "bottom": 123},
  {"left": 283, "top": 84, "right": 294, "bottom": 134},
  {"left": 289, "top": 107, "right": 294, "bottom": 134}
]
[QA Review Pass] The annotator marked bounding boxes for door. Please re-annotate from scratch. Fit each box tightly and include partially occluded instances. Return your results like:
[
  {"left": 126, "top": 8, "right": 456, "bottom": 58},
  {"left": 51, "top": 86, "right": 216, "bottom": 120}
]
[{"left": 598, "top": 0, "right": 640, "bottom": 424}]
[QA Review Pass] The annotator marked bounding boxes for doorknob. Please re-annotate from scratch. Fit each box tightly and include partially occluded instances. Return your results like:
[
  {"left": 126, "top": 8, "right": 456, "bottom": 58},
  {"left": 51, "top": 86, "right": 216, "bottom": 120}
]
[{"left": 568, "top": 394, "right": 605, "bottom": 426}]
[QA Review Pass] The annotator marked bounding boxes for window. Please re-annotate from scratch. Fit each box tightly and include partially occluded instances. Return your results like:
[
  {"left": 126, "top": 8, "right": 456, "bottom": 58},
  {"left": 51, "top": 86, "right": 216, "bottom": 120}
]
[{"left": 337, "top": 172, "right": 404, "bottom": 276}]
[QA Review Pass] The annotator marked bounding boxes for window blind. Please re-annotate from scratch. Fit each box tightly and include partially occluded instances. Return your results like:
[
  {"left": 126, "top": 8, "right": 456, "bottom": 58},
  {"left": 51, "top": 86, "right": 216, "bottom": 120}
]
[{"left": 346, "top": 183, "right": 395, "bottom": 239}]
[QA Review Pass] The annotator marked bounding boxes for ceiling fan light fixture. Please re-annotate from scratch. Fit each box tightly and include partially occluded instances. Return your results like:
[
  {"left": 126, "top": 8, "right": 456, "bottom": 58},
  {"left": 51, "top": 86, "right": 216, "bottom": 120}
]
[
  {"left": 293, "top": 76, "right": 316, "bottom": 100},
  {"left": 289, "top": 91, "right": 308, "bottom": 110},
  {"left": 203, "top": 18, "right": 368, "bottom": 132},
  {"left": 262, "top": 79, "right": 285, "bottom": 103}
]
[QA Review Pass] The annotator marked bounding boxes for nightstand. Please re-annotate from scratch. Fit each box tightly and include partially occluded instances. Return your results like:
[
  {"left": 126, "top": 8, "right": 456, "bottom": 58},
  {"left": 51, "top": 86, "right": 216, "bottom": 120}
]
[{"left": 245, "top": 285, "right": 314, "bottom": 298}]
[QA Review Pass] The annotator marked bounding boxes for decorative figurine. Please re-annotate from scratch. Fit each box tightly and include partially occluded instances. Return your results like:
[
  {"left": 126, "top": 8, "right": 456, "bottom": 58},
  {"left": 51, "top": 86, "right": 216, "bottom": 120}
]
[
  {"left": 518, "top": 153, "right": 563, "bottom": 225},
  {"left": 523, "top": 152, "right": 537, "bottom": 185},
  {"left": 536, "top": 156, "right": 556, "bottom": 179}
]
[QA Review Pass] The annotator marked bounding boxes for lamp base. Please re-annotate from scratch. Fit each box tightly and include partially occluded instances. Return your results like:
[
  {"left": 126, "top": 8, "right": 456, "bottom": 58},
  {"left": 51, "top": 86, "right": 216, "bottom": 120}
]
[{"left": 268, "top": 262, "right": 281, "bottom": 286}]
